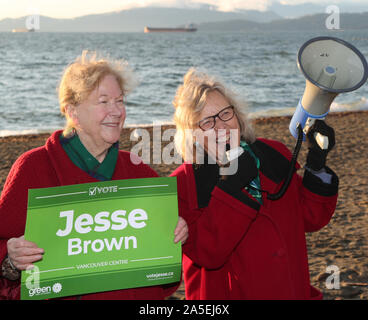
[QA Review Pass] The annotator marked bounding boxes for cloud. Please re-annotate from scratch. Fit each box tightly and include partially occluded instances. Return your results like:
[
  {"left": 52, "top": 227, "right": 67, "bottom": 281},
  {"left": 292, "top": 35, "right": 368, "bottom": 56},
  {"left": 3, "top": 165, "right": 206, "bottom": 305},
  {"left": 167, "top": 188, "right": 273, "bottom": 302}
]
[
  {"left": 279, "top": 0, "right": 366, "bottom": 3},
  {"left": 195, "top": 0, "right": 272, "bottom": 11},
  {"left": 118, "top": 0, "right": 272, "bottom": 11},
  {"left": 119, "top": 0, "right": 200, "bottom": 10},
  {"left": 120, "top": 0, "right": 368, "bottom": 11}
]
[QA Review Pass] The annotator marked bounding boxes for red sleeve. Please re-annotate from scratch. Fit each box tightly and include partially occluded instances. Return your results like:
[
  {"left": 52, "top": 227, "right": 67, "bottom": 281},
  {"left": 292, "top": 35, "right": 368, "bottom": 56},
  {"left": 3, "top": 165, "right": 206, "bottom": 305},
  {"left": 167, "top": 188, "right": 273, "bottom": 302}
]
[
  {"left": 180, "top": 186, "right": 258, "bottom": 270},
  {"left": 300, "top": 188, "right": 337, "bottom": 232},
  {"left": 0, "top": 240, "right": 8, "bottom": 267},
  {"left": 259, "top": 138, "right": 338, "bottom": 233},
  {"left": 0, "top": 151, "right": 38, "bottom": 263},
  {"left": 297, "top": 170, "right": 338, "bottom": 232}
]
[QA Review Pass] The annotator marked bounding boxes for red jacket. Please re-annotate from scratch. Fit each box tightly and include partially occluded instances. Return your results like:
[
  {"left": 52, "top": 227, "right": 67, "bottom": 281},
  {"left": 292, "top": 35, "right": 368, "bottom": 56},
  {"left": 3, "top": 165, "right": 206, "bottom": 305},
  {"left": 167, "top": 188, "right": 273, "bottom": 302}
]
[
  {"left": 171, "top": 138, "right": 338, "bottom": 300},
  {"left": 0, "top": 130, "right": 178, "bottom": 300}
]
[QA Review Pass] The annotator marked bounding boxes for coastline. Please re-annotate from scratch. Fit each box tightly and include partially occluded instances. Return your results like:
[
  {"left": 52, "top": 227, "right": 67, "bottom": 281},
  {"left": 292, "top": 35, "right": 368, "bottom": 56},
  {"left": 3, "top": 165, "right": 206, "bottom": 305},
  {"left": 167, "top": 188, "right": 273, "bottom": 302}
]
[
  {"left": 2, "top": 97, "right": 367, "bottom": 139},
  {"left": 1, "top": 110, "right": 367, "bottom": 300}
]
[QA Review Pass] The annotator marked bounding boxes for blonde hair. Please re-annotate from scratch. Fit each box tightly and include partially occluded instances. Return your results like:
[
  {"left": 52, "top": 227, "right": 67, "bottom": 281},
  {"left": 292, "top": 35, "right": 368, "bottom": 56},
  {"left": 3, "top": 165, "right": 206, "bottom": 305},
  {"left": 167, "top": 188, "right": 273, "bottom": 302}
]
[
  {"left": 173, "top": 67, "right": 256, "bottom": 161},
  {"left": 58, "top": 51, "right": 136, "bottom": 136}
]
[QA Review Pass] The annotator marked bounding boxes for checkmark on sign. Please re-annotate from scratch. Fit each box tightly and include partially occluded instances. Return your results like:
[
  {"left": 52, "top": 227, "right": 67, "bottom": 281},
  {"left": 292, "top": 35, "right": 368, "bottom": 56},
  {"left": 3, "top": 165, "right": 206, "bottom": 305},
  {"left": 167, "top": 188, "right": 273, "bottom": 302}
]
[{"left": 89, "top": 187, "right": 97, "bottom": 196}]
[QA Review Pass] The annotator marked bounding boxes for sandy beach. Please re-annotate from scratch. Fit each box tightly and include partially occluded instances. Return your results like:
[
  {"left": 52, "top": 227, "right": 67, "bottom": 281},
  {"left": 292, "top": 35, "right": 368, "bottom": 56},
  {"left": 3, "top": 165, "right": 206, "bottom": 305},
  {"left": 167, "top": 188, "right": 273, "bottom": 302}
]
[{"left": 1, "top": 111, "right": 367, "bottom": 300}]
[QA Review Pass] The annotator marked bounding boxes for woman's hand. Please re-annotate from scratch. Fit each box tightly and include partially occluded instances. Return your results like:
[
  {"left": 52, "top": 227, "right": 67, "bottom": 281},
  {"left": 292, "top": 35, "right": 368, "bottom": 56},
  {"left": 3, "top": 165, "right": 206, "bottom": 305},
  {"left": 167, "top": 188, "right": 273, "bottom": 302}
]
[
  {"left": 174, "top": 217, "right": 188, "bottom": 244},
  {"left": 195, "top": 128, "right": 240, "bottom": 165},
  {"left": 306, "top": 120, "right": 336, "bottom": 171},
  {"left": 7, "top": 236, "right": 44, "bottom": 271}
]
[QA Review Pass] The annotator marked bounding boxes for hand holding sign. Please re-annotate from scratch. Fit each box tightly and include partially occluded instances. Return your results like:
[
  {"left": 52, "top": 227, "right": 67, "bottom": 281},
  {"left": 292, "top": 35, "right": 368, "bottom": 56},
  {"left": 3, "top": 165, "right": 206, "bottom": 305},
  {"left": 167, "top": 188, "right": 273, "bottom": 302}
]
[
  {"left": 174, "top": 217, "right": 188, "bottom": 244},
  {"left": 7, "top": 236, "right": 44, "bottom": 271}
]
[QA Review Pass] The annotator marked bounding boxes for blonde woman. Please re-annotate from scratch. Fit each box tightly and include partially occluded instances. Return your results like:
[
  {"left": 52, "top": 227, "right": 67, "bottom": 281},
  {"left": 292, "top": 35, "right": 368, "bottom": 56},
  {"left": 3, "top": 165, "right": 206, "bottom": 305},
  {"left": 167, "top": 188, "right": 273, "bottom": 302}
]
[
  {"left": 170, "top": 68, "right": 338, "bottom": 300},
  {"left": 0, "top": 52, "right": 187, "bottom": 300}
]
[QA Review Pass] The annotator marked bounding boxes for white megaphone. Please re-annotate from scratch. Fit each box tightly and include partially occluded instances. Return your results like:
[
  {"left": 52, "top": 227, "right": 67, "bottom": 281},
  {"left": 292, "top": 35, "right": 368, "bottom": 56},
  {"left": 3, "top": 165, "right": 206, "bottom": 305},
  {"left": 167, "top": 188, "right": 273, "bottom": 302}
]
[
  {"left": 268, "top": 36, "right": 368, "bottom": 201},
  {"left": 289, "top": 36, "right": 368, "bottom": 149}
]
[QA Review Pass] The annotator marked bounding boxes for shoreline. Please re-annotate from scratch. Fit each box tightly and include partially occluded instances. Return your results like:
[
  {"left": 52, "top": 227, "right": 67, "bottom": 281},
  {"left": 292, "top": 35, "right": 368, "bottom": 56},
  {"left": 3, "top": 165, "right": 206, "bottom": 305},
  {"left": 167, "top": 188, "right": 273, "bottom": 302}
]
[
  {"left": 0, "top": 110, "right": 366, "bottom": 143},
  {"left": 1, "top": 110, "right": 367, "bottom": 300},
  {"left": 1, "top": 107, "right": 367, "bottom": 139}
]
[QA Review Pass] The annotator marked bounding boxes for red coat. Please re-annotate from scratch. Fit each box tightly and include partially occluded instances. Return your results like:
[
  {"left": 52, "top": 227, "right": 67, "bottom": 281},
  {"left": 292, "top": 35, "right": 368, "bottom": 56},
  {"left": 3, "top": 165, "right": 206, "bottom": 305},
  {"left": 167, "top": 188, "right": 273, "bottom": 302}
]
[
  {"left": 0, "top": 130, "right": 178, "bottom": 300},
  {"left": 171, "top": 138, "right": 338, "bottom": 300}
]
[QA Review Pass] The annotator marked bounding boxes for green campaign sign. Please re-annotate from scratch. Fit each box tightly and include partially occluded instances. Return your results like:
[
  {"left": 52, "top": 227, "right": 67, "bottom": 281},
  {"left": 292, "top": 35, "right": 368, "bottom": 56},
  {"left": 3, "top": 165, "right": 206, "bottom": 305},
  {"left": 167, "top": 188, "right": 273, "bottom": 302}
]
[{"left": 21, "top": 177, "right": 181, "bottom": 300}]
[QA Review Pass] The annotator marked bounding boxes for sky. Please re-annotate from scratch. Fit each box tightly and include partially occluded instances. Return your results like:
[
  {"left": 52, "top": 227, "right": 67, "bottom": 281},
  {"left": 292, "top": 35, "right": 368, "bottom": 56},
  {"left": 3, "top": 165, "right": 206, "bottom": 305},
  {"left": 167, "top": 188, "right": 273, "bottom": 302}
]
[{"left": 0, "top": 0, "right": 367, "bottom": 20}]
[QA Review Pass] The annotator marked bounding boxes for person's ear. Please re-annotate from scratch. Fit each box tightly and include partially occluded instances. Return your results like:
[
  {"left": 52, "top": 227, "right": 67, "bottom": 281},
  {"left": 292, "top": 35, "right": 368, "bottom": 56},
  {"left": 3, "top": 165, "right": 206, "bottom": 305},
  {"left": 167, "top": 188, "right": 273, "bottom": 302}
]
[{"left": 65, "top": 105, "right": 78, "bottom": 123}]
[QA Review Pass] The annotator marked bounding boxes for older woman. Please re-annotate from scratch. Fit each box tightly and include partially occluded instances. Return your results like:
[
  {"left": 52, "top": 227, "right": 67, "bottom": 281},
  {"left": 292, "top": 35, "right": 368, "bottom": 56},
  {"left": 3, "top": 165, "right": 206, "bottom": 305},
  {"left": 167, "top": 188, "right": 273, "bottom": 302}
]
[
  {"left": 0, "top": 52, "right": 187, "bottom": 300},
  {"left": 170, "top": 68, "right": 339, "bottom": 300}
]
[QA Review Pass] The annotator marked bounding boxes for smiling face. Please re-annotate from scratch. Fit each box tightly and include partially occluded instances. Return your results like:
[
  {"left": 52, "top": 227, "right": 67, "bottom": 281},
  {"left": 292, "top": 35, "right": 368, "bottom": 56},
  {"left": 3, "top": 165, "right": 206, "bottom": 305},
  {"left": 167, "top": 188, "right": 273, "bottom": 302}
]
[
  {"left": 196, "top": 90, "right": 241, "bottom": 160},
  {"left": 68, "top": 74, "right": 126, "bottom": 159}
]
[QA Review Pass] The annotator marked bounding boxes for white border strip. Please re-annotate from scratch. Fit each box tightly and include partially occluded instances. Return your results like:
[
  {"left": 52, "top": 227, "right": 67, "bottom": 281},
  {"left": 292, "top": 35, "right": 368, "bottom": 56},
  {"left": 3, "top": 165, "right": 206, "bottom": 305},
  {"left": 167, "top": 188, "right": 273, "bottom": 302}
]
[
  {"left": 119, "top": 184, "right": 169, "bottom": 190},
  {"left": 130, "top": 256, "right": 173, "bottom": 262},
  {"left": 35, "top": 191, "right": 87, "bottom": 199},
  {"left": 33, "top": 266, "right": 76, "bottom": 274}
]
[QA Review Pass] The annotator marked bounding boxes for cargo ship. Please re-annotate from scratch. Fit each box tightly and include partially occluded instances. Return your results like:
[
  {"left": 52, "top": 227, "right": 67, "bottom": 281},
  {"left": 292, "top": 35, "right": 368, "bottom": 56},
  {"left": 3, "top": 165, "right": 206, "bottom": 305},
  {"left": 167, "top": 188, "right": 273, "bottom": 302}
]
[
  {"left": 144, "top": 25, "right": 197, "bottom": 33},
  {"left": 12, "top": 28, "right": 35, "bottom": 33}
]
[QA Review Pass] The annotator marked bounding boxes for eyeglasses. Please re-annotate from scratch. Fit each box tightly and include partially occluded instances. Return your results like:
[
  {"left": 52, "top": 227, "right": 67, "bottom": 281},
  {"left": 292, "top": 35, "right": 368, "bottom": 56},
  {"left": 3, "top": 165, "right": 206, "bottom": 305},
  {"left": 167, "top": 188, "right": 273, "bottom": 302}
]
[{"left": 198, "top": 105, "right": 235, "bottom": 131}]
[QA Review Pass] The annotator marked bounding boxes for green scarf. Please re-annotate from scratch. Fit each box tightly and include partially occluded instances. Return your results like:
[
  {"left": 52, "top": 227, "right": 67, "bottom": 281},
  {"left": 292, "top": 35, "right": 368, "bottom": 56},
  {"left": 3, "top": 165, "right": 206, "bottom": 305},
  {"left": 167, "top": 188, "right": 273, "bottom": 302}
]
[
  {"left": 60, "top": 133, "right": 119, "bottom": 181},
  {"left": 240, "top": 140, "right": 262, "bottom": 204}
]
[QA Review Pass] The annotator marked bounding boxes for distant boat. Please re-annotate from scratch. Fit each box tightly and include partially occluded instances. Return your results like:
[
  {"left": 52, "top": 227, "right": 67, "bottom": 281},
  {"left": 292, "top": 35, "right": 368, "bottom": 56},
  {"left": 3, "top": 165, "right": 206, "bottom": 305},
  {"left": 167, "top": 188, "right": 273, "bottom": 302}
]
[
  {"left": 12, "top": 28, "right": 35, "bottom": 33},
  {"left": 144, "top": 26, "right": 197, "bottom": 33}
]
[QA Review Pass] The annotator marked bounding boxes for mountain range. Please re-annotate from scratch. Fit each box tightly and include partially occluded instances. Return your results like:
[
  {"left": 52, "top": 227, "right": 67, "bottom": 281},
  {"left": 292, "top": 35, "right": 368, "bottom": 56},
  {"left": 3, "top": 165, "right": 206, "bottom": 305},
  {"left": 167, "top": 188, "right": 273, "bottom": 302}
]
[
  {"left": 269, "top": 2, "right": 368, "bottom": 18},
  {"left": 1, "top": 5, "right": 367, "bottom": 32},
  {"left": 199, "top": 12, "right": 368, "bottom": 32}
]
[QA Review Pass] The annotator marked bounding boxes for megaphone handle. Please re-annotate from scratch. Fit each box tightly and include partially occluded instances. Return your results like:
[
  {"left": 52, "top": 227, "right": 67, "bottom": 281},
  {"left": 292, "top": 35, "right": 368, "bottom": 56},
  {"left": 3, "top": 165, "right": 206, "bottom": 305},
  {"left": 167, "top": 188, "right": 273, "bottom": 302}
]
[
  {"left": 304, "top": 117, "right": 329, "bottom": 150},
  {"left": 314, "top": 132, "right": 329, "bottom": 150}
]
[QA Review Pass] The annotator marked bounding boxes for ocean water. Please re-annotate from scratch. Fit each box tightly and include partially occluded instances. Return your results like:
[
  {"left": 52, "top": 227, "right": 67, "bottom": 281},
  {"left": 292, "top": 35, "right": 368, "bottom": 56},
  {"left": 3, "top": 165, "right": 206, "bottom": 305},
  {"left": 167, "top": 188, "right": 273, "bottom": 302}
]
[{"left": 1, "top": 30, "right": 368, "bottom": 137}]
